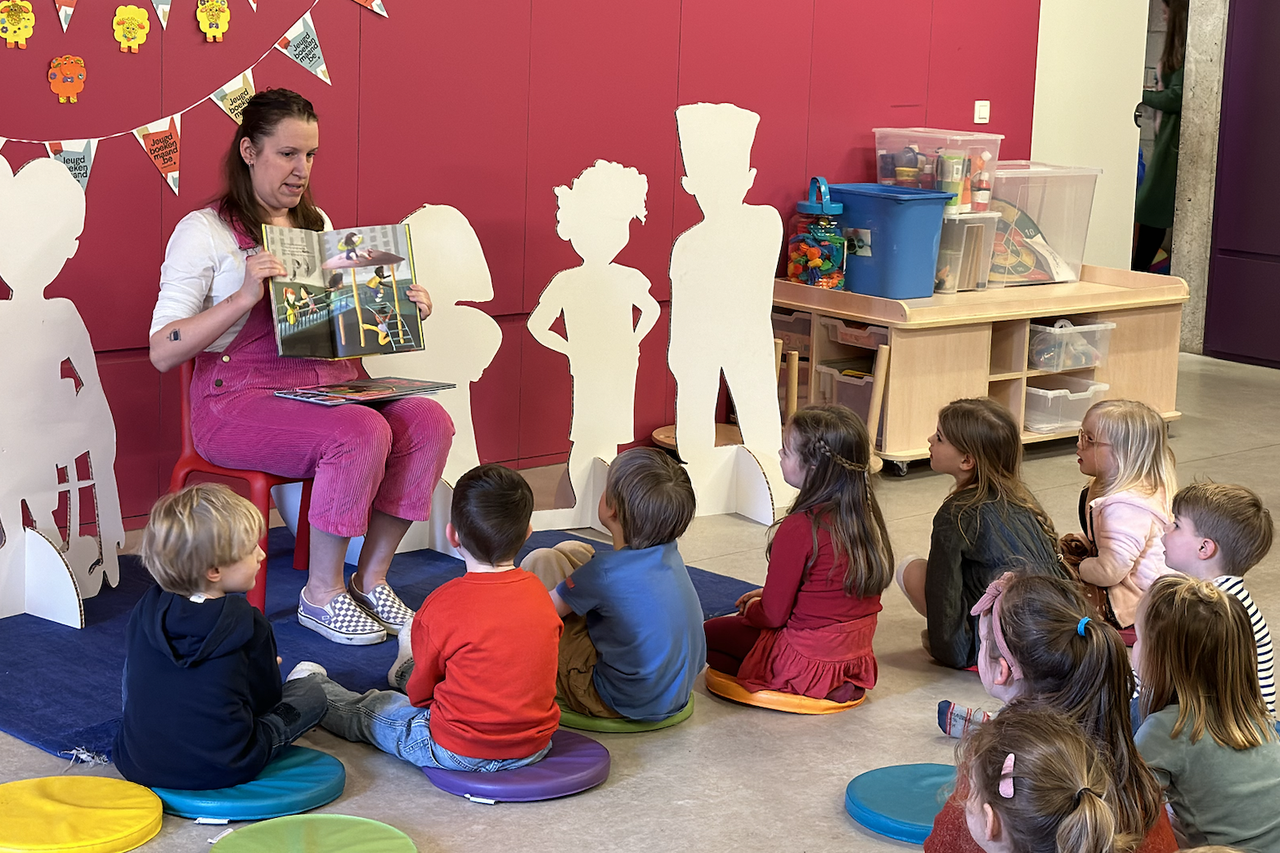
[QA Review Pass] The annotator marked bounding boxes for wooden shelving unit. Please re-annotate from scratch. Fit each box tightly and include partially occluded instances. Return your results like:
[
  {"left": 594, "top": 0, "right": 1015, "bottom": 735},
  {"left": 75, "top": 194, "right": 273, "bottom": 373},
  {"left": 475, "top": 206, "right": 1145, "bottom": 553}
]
[{"left": 773, "top": 266, "right": 1189, "bottom": 470}]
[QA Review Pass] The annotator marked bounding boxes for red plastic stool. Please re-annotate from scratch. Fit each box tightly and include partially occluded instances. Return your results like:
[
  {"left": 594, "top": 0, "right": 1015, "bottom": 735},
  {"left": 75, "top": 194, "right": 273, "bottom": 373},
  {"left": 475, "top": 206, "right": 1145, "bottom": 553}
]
[{"left": 169, "top": 361, "right": 312, "bottom": 612}]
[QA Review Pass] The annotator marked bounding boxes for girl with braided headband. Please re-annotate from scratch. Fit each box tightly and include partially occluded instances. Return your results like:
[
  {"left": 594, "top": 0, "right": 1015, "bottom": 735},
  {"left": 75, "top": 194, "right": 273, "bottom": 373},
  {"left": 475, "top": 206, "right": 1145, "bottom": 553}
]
[{"left": 702, "top": 405, "right": 892, "bottom": 702}]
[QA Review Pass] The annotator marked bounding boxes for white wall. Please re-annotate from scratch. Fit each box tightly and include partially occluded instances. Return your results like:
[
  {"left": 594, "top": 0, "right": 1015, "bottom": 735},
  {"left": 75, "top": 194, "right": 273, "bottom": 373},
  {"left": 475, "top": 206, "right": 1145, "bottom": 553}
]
[{"left": 1031, "top": 0, "right": 1150, "bottom": 269}]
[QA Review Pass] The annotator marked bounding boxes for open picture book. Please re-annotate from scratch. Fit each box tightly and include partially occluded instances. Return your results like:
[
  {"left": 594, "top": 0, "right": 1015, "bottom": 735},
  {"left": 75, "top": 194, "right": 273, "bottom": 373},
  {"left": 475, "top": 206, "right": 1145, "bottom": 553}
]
[
  {"left": 263, "top": 222, "right": 425, "bottom": 359},
  {"left": 274, "top": 377, "right": 455, "bottom": 406}
]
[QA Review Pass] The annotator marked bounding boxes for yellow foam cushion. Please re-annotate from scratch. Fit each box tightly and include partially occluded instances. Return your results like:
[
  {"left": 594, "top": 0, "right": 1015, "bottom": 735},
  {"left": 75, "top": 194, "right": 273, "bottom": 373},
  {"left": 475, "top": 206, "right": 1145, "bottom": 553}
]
[
  {"left": 704, "top": 667, "right": 864, "bottom": 715},
  {"left": 0, "top": 777, "right": 162, "bottom": 853}
]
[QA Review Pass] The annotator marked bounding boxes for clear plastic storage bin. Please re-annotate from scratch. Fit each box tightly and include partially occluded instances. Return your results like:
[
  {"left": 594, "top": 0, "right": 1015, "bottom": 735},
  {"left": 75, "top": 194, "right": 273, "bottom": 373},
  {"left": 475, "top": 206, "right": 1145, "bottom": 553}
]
[
  {"left": 814, "top": 362, "right": 875, "bottom": 422},
  {"left": 1024, "top": 375, "right": 1110, "bottom": 434},
  {"left": 1028, "top": 319, "right": 1116, "bottom": 372},
  {"left": 819, "top": 316, "right": 889, "bottom": 350},
  {"left": 771, "top": 310, "right": 812, "bottom": 358},
  {"left": 873, "top": 128, "right": 1003, "bottom": 214},
  {"left": 989, "top": 161, "right": 1101, "bottom": 286},
  {"left": 936, "top": 211, "right": 1001, "bottom": 293}
]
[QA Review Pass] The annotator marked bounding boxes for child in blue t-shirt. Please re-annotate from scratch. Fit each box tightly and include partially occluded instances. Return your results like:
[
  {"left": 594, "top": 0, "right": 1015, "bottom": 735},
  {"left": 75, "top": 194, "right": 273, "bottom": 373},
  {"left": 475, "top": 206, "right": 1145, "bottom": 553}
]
[{"left": 524, "top": 448, "right": 705, "bottom": 722}]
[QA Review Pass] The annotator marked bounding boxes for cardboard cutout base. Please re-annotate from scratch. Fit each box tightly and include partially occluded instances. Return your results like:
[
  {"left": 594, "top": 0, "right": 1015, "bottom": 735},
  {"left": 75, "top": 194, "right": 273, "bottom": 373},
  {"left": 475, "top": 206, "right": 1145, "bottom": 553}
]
[
  {"left": 23, "top": 529, "right": 84, "bottom": 628},
  {"left": 530, "top": 457, "right": 609, "bottom": 534}
]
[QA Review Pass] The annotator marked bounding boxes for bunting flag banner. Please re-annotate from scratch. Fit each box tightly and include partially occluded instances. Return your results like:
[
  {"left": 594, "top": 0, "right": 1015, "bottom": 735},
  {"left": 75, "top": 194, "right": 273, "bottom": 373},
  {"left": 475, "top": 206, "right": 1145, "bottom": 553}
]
[
  {"left": 149, "top": 0, "right": 169, "bottom": 28},
  {"left": 133, "top": 115, "right": 180, "bottom": 194},
  {"left": 348, "top": 0, "right": 387, "bottom": 16},
  {"left": 210, "top": 69, "right": 255, "bottom": 124},
  {"left": 245, "top": 0, "right": 255, "bottom": 8},
  {"left": 275, "top": 11, "right": 330, "bottom": 84},
  {"left": 54, "top": 0, "right": 75, "bottom": 30},
  {"left": 45, "top": 138, "right": 94, "bottom": 189}
]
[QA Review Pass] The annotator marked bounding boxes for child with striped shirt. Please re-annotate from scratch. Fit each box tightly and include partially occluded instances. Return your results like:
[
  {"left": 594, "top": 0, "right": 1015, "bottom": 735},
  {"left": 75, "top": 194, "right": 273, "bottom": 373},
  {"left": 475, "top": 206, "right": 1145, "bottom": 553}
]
[{"left": 1160, "top": 482, "right": 1275, "bottom": 718}]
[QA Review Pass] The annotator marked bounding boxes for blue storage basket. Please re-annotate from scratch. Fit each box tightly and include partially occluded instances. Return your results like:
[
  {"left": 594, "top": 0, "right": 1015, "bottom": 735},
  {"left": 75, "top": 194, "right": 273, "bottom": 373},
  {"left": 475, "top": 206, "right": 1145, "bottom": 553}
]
[{"left": 829, "top": 184, "right": 954, "bottom": 299}]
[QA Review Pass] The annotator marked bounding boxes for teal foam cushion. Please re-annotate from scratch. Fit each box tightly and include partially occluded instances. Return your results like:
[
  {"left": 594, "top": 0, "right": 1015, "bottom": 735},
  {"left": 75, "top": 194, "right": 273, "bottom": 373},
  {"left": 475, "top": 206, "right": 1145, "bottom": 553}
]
[
  {"left": 211, "top": 815, "right": 416, "bottom": 852},
  {"left": 152, "top": 747, "right": 345, "bottom": 820},
  {"left": 844, "top": 763, "right": 955, "bottom": 844}
]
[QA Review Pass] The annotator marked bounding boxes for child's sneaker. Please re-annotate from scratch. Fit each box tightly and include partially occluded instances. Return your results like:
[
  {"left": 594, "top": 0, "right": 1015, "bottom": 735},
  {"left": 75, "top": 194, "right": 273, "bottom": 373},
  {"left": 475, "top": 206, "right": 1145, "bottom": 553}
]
[
  {"left": 346, "top": 576, "right": 414, "bottom": 634},
  {"left": 388, "top": 614, "right": 415, "bottom": 690},
  {"left": 287, "top": 661, "right": 328, "bottom": 682},
  {"left": 298, "top": 590, "right": 387, "bottom": 645},
  {"left": 937, "top": 699, "right": 993, "bottom": 738}
]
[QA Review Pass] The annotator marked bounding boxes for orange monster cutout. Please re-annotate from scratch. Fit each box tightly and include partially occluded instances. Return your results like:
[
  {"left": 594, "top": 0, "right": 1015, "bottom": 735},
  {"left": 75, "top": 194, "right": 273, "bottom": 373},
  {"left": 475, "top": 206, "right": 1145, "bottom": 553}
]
[{"left": 49, "top": 55, "right": 86, "bottom": 104}]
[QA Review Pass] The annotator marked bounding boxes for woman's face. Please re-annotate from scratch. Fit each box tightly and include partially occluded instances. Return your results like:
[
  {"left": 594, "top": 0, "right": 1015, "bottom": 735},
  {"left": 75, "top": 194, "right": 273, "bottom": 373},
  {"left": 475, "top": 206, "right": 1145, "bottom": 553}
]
[{"left": 242, "top": 117, "right": 319, "bottom": 215}]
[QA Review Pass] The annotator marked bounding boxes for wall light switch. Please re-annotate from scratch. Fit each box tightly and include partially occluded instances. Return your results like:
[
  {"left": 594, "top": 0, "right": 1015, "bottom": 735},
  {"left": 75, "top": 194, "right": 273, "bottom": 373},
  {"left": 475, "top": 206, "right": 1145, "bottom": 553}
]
[{"left": 974, "top": 100, "right": 991, "bottom": 124}]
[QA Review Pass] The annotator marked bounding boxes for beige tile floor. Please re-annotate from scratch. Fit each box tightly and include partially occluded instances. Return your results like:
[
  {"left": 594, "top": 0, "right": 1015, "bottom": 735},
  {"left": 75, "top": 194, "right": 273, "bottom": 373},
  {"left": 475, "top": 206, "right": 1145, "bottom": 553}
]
[{"left": 3, "top": 353, "right": 1278, "bottom": 851}]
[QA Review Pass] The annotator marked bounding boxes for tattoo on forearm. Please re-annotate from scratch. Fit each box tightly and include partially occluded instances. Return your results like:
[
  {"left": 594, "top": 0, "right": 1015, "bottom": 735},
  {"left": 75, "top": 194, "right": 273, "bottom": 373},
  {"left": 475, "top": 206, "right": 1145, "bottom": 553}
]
[{"left": 168, "top": 329, "right": 181, "bottom": 342}]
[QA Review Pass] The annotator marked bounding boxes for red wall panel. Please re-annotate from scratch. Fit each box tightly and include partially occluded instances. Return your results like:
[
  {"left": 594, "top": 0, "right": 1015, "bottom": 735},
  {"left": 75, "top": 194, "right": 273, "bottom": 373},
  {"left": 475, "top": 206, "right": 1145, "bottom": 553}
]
[
  {"left": 353, "top": 0, "right": 532, "bottom": 316},
  {"left": 2, "top": 0, "right": 1041, "bottom": 518}
]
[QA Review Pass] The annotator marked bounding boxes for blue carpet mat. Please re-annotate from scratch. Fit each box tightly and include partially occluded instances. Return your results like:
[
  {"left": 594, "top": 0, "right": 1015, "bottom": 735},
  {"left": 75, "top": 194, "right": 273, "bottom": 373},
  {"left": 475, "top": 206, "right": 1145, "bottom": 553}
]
[{"left": 0, "top": 528, "right": 754, "bottom": 761}]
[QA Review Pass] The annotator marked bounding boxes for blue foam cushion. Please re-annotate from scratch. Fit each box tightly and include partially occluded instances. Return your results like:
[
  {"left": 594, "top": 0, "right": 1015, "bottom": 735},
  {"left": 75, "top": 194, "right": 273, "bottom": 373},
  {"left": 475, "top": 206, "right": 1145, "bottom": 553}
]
[
  {"left": 421, "top": 730, "right": 610, "bottom": 803},
  {"left": 844, "top": 763, "right": 955, "bottom": 844},
  {"left": 151, "top": 747, "right": 345, "bottom": 820}
]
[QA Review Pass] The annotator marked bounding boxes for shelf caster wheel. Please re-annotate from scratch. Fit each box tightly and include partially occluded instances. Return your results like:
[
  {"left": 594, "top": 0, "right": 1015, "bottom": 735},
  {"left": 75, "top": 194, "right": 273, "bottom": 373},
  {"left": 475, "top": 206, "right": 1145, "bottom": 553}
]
[{"left": 889, "top": 460, "right": 909, "bottom": 477}]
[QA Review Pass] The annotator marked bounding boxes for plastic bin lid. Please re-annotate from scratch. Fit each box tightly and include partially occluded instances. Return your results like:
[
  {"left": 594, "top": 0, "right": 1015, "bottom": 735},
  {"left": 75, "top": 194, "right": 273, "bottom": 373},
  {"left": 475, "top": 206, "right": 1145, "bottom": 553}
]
[
  {"left": 873, "top": 127, "right": 1005, "bottom": 141},
  {"left": 995, "top": 160, "right": 1103, "bottom": 177},
  {"left": 796, "top": 177, "right": 843, "bottom": 215},
  {"left": 828, "top": 183, "right": 955, "bottom": 203},
  {"left": 943, "top": 210, "right": 1002, "bottom": 222}
]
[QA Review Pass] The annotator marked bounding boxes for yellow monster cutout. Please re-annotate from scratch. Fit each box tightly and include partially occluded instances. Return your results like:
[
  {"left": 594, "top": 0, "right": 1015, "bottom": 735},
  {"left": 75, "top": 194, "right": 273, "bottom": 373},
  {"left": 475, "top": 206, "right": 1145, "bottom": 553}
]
[
  {"left": 195, "top": 0, "right": 229, "bottom": 43},
  {"left": 112, "top": 5, "right": 150, "bottom": 54},
  {"left": 0, "top": 0, "right": 35, "bottom": 50}
]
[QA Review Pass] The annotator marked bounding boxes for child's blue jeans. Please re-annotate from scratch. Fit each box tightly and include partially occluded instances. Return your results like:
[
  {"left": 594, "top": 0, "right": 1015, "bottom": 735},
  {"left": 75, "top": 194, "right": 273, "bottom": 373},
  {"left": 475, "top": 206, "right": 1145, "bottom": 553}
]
[
  {"left": 314, "top": 672, "right": 551, "bottom": 771},
  {"left": 258, "top": 674, "right": 329, "bottom": 763}
]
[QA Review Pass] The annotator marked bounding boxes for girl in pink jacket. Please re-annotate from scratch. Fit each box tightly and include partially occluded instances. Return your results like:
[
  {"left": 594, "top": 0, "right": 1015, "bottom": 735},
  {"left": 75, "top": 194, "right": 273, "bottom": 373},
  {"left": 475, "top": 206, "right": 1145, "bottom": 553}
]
[{"left": 1062, "top": 400, "right": 1177, "bottom": 629}]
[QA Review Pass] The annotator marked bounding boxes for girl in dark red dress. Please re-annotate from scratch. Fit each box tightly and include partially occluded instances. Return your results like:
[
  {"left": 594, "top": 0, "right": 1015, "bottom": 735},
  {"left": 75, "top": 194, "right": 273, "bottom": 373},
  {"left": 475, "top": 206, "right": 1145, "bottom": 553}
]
[{"left": 702, "top": 404, "right": 893, "bottom": 702}]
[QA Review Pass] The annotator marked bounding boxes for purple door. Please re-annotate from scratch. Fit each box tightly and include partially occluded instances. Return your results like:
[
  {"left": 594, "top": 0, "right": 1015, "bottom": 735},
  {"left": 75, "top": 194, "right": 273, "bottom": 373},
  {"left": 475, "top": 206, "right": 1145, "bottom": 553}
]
[{"left": 1203, "top": 0, "right": 1280, "bottom": 366}]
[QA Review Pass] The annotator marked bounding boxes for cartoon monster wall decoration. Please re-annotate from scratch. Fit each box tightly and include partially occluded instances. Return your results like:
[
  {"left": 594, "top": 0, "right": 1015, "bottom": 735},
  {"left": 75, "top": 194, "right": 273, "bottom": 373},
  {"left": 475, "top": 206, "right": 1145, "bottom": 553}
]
[
  {"left": 112, "top": 5, "right": 150, "bottom": 53},
  {"left": 0, "top": 0, "right": 34, "bottom": 49},
  {"left": 49, "top": 55, "right": 86, "bottom": 104},
  {"left": 195, "top": 0, "right": 228, "bottom": 42}
]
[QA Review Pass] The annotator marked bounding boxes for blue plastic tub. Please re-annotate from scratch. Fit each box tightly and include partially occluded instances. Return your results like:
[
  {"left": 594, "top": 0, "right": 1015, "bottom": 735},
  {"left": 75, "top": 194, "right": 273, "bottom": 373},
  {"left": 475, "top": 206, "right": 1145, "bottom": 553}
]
[{"left": 829, "top": 184, "right": 954, "bottom": 299}]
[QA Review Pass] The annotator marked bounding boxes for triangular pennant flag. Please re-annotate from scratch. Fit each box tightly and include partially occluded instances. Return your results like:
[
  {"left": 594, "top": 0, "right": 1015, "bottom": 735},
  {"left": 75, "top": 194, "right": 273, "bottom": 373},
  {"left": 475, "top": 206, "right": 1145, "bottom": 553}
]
[
  {"left": 275, "top": 11, "right": 331, "bottom": 84},
  {"left": 134, "top": 115, "right": 181, "bottom": 194},
  {"left": 150, "top": 0, "right": 169, "bottom": 28},
  {"left": 245, "top": 0, "right": 255, "bottom": 8},
  {"left": 348, "top": 0, "right": 388, "bottom": 16},
  {"left": 210, "top": 69, "right": 255, "bottom": 124},
  {"left": 45, "top": 139, "right": 94, "bottom": 190},
  {"left": 54, "top": 0, "right": 77, "bottom": 31}
]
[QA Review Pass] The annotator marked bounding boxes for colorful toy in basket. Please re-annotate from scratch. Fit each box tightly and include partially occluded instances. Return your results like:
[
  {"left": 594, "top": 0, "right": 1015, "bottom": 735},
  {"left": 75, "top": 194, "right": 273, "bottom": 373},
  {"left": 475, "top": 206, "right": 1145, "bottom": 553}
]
[
  {"left": 1029, "top": 319, "right": 1102, "bottom": 371},
  {"left": 786, "top": 177, "right": 846, "bottom": 289}
]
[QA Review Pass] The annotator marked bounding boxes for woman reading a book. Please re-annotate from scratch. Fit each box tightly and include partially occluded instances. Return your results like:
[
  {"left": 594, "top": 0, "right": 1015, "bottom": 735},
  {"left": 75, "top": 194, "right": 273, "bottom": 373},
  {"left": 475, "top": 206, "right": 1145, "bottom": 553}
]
[{"left": 147, "top": 89, "right": 454, "bottom": 646}]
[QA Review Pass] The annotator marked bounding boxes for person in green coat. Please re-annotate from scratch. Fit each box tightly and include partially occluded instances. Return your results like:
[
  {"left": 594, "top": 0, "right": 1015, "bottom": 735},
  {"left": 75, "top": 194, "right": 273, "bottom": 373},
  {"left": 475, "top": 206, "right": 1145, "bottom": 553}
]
[{"left": 1133, "top": 0, "right": 1187, "bottom": 271}]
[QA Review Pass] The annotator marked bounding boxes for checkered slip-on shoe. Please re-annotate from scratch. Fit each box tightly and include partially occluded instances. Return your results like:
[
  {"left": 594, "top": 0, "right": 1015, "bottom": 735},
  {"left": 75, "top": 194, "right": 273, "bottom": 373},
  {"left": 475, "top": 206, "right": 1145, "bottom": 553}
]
[
  {"left": 346, "top": 577, "right": 414, "bottom": 635},
  {"left": 297, "top": 590, "right": 387, "bottom": 645}
]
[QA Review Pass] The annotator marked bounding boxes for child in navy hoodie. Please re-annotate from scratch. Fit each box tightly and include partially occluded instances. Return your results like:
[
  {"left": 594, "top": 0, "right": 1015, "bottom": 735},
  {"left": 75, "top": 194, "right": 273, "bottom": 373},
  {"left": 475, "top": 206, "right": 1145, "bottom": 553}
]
[{"left": 113, "top": 483, "right": 326, "bottom": 790}]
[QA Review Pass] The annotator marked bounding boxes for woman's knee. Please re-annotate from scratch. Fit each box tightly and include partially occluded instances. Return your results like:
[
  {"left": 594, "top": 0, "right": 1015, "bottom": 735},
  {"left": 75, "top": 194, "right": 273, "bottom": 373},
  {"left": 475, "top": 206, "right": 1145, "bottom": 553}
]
[
  {"left": 323, "top": 407, "right": 394, "bottom": 466},
  {"left": 384, "top": 397, "right": 455, "bottom": 449}
]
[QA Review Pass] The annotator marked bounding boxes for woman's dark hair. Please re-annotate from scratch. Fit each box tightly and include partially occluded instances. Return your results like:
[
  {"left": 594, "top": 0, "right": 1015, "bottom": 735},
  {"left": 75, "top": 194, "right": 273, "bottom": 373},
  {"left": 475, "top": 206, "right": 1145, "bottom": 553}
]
[
  {"left": 772, "top": 405, "right": 893, "bottom": 598},
  {"left": 216, "top": 88, "right": 325, "bottom": 244},
  {"left": 1160, "top": 0, "right": 1188, "bottom": 74}
]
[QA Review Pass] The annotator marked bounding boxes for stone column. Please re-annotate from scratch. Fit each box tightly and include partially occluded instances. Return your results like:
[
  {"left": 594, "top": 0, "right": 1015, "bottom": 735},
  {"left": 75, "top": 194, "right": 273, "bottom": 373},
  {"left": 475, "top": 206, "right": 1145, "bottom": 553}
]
[{"left": 1172, "top": 0, "right": 1230, "bottom": 352}]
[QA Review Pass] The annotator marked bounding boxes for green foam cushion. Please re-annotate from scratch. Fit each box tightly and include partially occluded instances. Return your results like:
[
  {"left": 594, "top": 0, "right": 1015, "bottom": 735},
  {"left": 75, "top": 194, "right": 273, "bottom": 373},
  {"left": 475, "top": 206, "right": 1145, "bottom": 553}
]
[
  {"left": 211, "top": 815, "right": 416, "bottom": 852},
  {"left": 557, "top": 694, "right": 694, "bottom": 732}
]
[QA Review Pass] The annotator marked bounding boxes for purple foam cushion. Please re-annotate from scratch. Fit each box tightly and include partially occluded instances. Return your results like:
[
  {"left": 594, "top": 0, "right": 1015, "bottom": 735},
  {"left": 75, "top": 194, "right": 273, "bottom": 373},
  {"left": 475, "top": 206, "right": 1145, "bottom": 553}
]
[{"left": 421, "top": 730, "right": 610, "bottom": 803}]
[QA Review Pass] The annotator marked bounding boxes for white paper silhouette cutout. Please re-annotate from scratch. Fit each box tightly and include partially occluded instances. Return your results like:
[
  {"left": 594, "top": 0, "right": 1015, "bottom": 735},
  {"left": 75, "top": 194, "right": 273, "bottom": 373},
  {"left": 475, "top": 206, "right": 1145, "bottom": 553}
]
[
  {"left": 669, "top": 103, "right": 797, "bottom": 523},
  {"left": 275, "top": 203, "right": 503, "bottom": 559},
  {"left": 0, "top": 154, "right": 126, "bottom": 626},
  {"left": 527, "top": 160, "right": 660, "bottom": 531}
]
